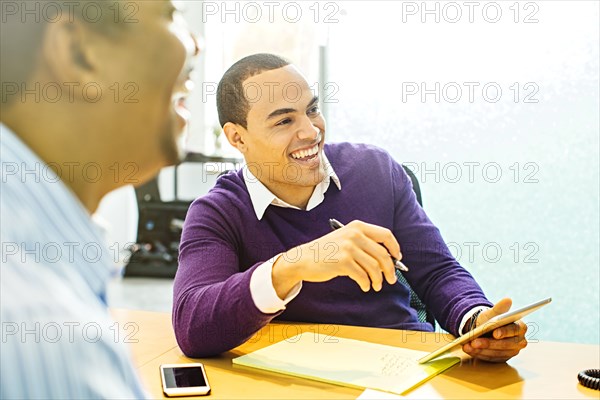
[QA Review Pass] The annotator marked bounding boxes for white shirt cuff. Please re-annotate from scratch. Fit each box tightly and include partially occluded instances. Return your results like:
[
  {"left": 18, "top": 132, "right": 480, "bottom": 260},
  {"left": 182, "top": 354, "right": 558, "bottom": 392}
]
[
  {"left": 249, "top": 254, "right": 302, "bottom": 314},
  {"left": 459, "top": 306, "right": 491, "bottom": 335}
]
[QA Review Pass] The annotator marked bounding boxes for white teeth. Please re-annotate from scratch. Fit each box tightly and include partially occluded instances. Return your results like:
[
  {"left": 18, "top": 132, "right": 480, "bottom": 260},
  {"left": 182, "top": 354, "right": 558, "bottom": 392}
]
[{"left": 291, "top": 144, "right": 319, "bottom": 159}]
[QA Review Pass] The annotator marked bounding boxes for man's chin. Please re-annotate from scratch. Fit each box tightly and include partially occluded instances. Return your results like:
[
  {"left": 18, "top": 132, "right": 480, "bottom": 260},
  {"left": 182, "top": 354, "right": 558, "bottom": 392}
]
[{"left": 295, "top": 167, "right": 326, "bottom": 187}]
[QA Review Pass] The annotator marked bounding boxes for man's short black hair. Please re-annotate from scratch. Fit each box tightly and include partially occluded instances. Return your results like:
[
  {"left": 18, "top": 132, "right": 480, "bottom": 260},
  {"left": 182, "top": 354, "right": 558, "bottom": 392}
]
[{"left": 216, "top": 53, "right": 290, "bottom": 129}]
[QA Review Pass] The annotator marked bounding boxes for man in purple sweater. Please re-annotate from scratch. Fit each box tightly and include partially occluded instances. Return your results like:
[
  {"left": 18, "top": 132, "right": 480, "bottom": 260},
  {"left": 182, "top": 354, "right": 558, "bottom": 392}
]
[{"left": 174, "top": 54, "right": 528, "bottom": 362}]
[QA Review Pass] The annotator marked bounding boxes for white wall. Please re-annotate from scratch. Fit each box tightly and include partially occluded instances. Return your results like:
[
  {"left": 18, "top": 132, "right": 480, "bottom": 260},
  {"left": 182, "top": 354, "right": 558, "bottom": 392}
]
[{"left": 326, "top": 1, "right": 599, "bottom": 344}]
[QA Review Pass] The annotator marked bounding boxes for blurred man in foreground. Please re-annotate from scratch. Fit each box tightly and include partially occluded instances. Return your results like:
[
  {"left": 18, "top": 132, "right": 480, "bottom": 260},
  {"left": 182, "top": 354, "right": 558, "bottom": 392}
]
[{"left": 1, "top": 1, "right": 198, "bottom": 397}]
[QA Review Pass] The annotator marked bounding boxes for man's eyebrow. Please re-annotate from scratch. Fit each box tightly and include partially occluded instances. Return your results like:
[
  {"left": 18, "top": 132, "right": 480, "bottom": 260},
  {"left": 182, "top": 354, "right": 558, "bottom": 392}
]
[
  {"left": 265, "top": 96, "right": 320, "bottom": 121},
  {"left": 266, "top": 108, "right": 297, "bottom": 121},
  {"left": 307, "top": 96, "right": 319, "bottom": 108}
]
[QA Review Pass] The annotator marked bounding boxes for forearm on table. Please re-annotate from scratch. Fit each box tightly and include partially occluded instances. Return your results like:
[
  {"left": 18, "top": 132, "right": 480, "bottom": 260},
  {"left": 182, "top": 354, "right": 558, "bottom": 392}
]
[{"left": 172, "top": 266, "right": 281, "bottom": 357}]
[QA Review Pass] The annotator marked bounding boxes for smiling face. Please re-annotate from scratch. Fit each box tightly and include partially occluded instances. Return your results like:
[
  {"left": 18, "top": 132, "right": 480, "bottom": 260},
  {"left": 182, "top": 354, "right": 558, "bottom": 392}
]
[{"left": 226, "top": 65, "right": 326, "bottom": 206}]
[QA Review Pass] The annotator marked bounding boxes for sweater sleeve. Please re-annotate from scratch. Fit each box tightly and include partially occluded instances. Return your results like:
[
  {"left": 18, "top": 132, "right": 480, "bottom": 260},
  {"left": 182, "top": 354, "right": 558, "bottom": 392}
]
[
  {"left": 172, "top": 196, "right": 281, "bottom": 357},
  {"left": 390, "top": 160, "right": 493, "bottom": 336}
]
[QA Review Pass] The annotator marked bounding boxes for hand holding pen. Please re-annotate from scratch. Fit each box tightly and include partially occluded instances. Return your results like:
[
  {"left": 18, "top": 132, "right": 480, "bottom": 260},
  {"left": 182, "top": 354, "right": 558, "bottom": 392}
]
[
  {"left": 271, "top": 219, "right": 405, "bottom": 296},
  {"left": 329, "top": 219, "right": 409, "bottom": 272}
]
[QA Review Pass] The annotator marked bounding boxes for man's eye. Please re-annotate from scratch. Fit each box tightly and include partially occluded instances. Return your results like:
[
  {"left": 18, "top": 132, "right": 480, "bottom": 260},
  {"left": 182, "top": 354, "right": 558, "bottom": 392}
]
[
  {"left": 166, "top": 6, "right": 177, "bottom": 19},
  {"left": 308, "top": 106, "right": 320, "bottom": 115},
  {"left": 276, "top": 118, "right": 292, "bottom": 126}
]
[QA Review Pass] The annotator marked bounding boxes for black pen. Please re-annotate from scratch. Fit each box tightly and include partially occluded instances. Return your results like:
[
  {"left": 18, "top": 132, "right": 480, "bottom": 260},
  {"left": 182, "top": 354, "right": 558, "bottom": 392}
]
[{"left": 328, "top": 218, "right": 409, "bottom": 272}]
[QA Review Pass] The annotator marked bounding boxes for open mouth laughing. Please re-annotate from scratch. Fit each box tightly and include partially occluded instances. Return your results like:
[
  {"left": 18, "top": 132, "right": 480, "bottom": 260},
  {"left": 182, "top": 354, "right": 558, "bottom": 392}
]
[{"left": 289, "top": 135, "right": 322, "bottom": 166}]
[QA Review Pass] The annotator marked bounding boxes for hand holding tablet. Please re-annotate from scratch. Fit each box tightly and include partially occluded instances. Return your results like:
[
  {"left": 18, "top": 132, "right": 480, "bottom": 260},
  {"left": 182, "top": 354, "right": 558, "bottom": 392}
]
[{"left": 419, "top": 297, "right": 552, "bottom": 364}]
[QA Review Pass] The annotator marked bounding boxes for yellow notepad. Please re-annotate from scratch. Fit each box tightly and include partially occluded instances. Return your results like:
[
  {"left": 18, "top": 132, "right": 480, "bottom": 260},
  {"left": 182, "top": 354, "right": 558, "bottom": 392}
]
[{"left": 232, "top": 333, "right": 459, "bottom": 395}]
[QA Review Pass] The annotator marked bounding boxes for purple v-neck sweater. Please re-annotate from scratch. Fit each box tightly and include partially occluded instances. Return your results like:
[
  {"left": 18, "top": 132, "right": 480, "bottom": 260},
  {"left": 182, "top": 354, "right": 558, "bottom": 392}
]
[{"left": 173, "top": 143, "right": 492, "bottom": 357}]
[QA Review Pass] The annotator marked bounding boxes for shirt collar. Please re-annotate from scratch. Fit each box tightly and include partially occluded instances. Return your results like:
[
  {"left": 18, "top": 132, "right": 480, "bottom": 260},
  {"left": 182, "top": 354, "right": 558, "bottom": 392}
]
[{"left": 243, "top": 150, "right": 341, "bottom": 220}]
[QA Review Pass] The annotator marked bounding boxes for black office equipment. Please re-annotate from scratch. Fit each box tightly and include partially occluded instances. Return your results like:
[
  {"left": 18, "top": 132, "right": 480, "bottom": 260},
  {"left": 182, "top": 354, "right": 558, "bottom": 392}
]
[
  {"left": 123, "top": 153, "right": 240, "bottom": 278},
  {"left": 578, "top": 369, "right": 600, "bottom": 390},
  {"left": 123, "top": 177, "right": 189, "bottom": 278}
]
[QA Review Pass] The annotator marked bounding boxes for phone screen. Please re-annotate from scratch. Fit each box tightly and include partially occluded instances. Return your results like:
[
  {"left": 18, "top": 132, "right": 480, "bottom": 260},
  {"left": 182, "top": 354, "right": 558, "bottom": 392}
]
[{"left": 163, "top": 367, "right": 207, "bottom": 388}]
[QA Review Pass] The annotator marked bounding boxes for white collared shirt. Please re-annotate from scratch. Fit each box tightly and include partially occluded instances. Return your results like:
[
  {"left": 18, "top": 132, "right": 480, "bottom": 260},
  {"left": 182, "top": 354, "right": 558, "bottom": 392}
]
[
  {"left": 242, "top": 151, "right": 341, "bottom": 220},
  {"left": 246, "top": 151, "right": 341, "bottom": 313}
]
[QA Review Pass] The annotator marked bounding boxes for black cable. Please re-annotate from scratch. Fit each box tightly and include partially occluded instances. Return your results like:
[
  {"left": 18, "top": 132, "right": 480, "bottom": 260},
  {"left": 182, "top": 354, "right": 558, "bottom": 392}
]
[{"left": 578, "top": 369, "right": 600, "bottom": 390}]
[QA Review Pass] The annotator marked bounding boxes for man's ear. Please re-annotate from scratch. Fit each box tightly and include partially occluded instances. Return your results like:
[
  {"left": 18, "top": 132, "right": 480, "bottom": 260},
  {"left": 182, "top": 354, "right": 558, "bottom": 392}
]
[
  {"left": 41, "top": 19, "right": 97, "bottom": 87},
  {"left": 223, "top": 122, "right": 248, "bottom": 153}
]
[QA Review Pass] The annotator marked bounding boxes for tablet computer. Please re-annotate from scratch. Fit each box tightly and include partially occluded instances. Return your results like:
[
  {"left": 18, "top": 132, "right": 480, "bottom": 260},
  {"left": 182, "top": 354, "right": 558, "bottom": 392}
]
[{"left": 418, "top": 297, "right": 552, "bottom": 364}]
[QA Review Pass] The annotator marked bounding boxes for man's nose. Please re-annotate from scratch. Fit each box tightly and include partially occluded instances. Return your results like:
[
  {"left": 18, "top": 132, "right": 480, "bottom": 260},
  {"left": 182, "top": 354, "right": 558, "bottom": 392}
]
[{"left": 296, "top": 116, "right": 320, "bottom": 141}]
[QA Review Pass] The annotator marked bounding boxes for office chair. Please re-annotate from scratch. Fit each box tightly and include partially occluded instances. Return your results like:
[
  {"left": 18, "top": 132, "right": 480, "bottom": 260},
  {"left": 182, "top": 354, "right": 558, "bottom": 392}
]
[{"left": 400, "top": 165, "right": 436, "bottom": 329}]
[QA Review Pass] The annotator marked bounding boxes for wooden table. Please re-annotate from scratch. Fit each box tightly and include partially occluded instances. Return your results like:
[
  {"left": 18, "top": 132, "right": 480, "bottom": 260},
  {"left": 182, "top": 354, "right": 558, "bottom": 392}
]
[{"left": 111, "top": 309, "right": 599, "bottom": 399}]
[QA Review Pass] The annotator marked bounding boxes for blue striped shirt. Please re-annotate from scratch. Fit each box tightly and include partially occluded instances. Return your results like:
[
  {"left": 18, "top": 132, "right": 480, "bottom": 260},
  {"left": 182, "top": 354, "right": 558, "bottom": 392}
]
[{"left": 1, "top": 124, "right": 147, "bottom": 399}]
